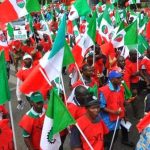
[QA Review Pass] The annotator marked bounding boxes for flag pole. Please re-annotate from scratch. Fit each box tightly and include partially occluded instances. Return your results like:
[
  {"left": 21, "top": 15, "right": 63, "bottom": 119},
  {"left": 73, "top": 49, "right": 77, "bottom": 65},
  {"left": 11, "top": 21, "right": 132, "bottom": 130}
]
[
  {"left": 41, "top": 12, "right": 53, "bottom": 45},
  {"left": 75, "top": 62, "right": 86, "bottom": 86},
  {"left": 60, "top": 74, "right": 68, "bottom": 107},
  {"left": 8, "top": 101, "right": 17, "bottom": 150},
  {"left": 39, "top": 67, "right": 52, "bottom": 86},
  {"left": 92, "top": 44, "right": 95, "bottom": 67},
  {"left": 75, "top": 123, "right": 94, "bottom": 150},
  {"left": 109, "top": 115, "right": 120, "bottom": 150}
]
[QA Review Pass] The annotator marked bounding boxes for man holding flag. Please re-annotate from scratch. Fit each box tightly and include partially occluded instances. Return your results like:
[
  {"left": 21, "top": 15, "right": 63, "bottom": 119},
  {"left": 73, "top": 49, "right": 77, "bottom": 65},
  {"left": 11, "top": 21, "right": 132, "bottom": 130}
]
[{"left": 19, "top": 91, "right": 46, "bottom": 150}]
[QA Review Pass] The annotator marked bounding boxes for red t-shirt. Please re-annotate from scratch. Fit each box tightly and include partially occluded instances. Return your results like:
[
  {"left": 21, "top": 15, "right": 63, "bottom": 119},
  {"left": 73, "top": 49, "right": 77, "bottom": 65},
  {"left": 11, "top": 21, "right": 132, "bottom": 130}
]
[
  {"left": 16, "top": 67, "right": 34, "bottom": 81},
  {"left": 124, "top": 59, "right": 140, "bottom": 88},
  {"left": 77, "top": 115, "right": 109, "bottom": 150},
  {"left": 19, "top": 114, "right": 45, "bottom": 150},
  {"left": 67, "top": 103, "right": 86, "bottom": 120}
]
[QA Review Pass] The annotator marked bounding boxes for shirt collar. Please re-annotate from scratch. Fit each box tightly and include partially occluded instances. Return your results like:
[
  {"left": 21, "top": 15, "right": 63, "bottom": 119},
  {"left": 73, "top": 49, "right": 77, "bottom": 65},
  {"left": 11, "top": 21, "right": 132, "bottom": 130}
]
[{"left": 108, "top": 80, "right": 120, "bottom": 92}]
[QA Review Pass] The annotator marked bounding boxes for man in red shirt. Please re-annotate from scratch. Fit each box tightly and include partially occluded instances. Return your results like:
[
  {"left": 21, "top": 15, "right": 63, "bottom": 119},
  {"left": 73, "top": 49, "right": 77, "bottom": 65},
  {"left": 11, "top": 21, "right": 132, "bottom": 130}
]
[
  {"left": 124, "top": 49, "right": 140, "bottom": 118},
  {"left": 70, "top": 93, "right": 109, "bottom": 150},
  {"left": 16, "top": 54, "right": 34, "bottom": 110},
  {"left": 140, "top": 47, "right": 150, "bottom": 91},
  {"left": 19, "top": 91, "right": 45, "bottom": 150}
]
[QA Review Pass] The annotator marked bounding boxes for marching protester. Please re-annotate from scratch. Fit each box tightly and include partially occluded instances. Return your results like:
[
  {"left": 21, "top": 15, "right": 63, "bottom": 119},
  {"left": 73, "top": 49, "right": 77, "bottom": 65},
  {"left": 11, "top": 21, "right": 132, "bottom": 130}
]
[
  {"left": 16, "top": 54, "right": 34, "bottom": 110},
  {"left": 19, "top": 91, "right": 45, "bottom": 150},
  {"left": 0, "top": 0, "right": 150, "bottom": 149},
  {"left": 70, "top": 93, "right": 109, "bottom": 150},
  {"left": 99, "top": 70, "right": 134, "bottom": 149}
]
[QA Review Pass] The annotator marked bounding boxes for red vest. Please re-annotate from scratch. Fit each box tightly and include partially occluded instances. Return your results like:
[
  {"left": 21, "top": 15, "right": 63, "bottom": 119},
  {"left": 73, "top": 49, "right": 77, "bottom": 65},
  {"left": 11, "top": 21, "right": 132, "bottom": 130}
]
[
  {"left": 19, "top": 114, "right": 45, "bottom": 150},
  {"left": 99, "top": 85, "right": 125, "bottom": 121},
  {"left": 77, "top": 115, "right": 109, "bottom": 150}
]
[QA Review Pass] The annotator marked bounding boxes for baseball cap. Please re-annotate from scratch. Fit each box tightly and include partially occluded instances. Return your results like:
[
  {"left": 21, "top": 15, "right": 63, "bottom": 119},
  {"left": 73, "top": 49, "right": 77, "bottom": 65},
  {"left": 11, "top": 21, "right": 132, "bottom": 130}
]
[
  {"left": 84, "top": 94, "right": 99, "bottom": 107},
  {"left": 30, "top": 91, "right": 44, "bottom": 103},
  {"left": 23, "top": 54, "right": 32, "bottom": 60},
  {"left": 108, "top": 70, "right": 122, "bottom": 80}
]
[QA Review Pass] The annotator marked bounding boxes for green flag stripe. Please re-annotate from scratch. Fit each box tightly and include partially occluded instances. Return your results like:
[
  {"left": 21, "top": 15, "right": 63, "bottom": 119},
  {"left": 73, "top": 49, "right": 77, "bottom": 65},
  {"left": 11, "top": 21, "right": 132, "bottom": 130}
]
[{"left": 48, "top": 15, "right": 66, "bottom": 59}]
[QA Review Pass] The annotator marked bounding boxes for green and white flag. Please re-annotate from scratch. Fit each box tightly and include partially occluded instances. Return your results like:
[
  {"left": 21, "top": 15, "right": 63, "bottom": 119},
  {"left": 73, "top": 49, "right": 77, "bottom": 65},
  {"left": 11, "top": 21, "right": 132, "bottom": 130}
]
[
  {"left": 72, "top": 12, "right": 96, "bottom": 66},
  {"left": 7, "top": 23, "right": 14, "bottom": 41},
  {"left": 68, "top": 0, "right": 91, "bottom": 21},
  {"left": 40, "top": 88, "right": 76, "bottom": 150},
  {"left": 138, "top": 35, "right": 149, "bottom": 55},
  {"left": 0, "top": 51, "right": 10, "bottom": 104},
  {"left": 112, "top": 20, "right": 137, "bottom": 48},
  {"left": 99, "top": 8, "right": 113, "bottom": 41},
  {"left": 39, "top": 15, "right": 66, "bottom": 82},
  {"left": 0, "top": 0, "right": 41, "bottom": 23}
]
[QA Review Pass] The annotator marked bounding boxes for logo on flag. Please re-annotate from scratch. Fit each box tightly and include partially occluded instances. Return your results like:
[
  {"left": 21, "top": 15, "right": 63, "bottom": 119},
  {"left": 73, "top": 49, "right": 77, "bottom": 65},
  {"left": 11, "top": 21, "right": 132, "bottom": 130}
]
[
  {"left": 109, "top": 31, "right": 115, "bottom": 40},
  {"left": 102, "top": 25, "right": 108, "bottom": 34},
  {"left": 16, "top": 0, "right": 25, "bottom": 8},
  {"left": 0, "top": 33, "right": 6, "bottom": 42},
  {"left": 114, "top": 34, "right": 123, "bottom": 42},
  {"left": 47, "top": 128, "right": 56, "bottom": 144}
]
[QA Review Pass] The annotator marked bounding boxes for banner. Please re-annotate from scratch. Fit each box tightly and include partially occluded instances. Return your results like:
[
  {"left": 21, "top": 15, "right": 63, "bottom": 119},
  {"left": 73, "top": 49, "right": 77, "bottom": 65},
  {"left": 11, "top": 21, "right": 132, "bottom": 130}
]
[{"left": 14, "top": 30, "right": 27, "bottom": 40}]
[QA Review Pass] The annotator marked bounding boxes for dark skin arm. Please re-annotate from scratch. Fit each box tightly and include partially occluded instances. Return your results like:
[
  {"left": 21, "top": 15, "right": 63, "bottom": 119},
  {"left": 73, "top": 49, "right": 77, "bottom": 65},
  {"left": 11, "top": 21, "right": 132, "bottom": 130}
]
[
  {"left": 103, "top": 107, "right": 122, "bottom": 115},
  {"left": 24, "top": 137, "right": 34, "bottom": 150}
]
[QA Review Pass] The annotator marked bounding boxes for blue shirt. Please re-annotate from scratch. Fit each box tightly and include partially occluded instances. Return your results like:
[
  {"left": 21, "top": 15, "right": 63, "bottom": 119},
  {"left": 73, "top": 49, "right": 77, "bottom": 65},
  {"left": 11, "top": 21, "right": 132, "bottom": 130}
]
[{"left": 99, "top": 81, "right": 121, "bottom": 131}]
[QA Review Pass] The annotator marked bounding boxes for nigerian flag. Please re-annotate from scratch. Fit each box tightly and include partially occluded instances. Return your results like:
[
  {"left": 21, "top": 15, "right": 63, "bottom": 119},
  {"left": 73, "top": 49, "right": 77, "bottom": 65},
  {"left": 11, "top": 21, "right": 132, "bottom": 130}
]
[
  {"left": 39, "top": 15, "right": 66, "bottom": 82},
  {"left": 0, "top": 51, "right": 10, "bottom": 104},
  {"left": 40, "top": 88, "right": 76, "bottom": 150},
  {"left": 68, "top": 0, "right": 91, "bottom": 21}
]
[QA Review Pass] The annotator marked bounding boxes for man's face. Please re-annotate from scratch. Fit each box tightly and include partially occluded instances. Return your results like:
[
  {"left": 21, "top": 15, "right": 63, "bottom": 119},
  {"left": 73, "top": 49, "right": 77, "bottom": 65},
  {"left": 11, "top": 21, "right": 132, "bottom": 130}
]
[
  {"left": 83, "top": 66, "right": 93, "bottom": 77},
  {"left": 87, "top": 105, "right": 100, "bottom": 120},
  {"left": 112, "top": 77, "right": 122, "bottom": 86},
  {"left": 24, "top": 58, "right": 32, "bottom": 68},
  {"left": 32, "top": 101, "right": 44, "bottom": 113},
  {"left": 117, "top": 57, "right": 125, "bottom": 68}
]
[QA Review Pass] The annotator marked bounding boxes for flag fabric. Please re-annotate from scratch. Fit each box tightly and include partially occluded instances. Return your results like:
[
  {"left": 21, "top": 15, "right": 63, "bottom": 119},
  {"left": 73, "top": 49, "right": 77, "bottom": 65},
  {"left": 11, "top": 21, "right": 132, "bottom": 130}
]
[
  {"left": 40, "top": 15, "right": 66, "bottom": 82},
  {"left": 0, "top": 0, "right": 40, "bottom": 23},
  {"left": 68, "top": 0, "right": 91, "bottom": 21},
  {"left": 112, "top": 20, "right": 138, "bottom": 48},
  {"left": 72, "top": 12, "right": 96, "bottom": 66},
  {"left": 99, "top": 8, "right": 113, "bottom": 42},
  {"left": 121, "top": 81, "right": 132, "bottom": 100},
  {"left": 7, "top": 23, "right": 14, "bottom": 40},
  {"left": 40, "top": 88, "right": 76, "bottom": 150},
  {"left": 88, "top": 84, "right": 98, "bottom": 98},
  {"left": 26, "top": 14, "right": 34, "bottom": 33},
  {"left": 20, "top": 63, "right": 52, "bottom": 99},
  {"left": 0, "top": 51, "right": 10, "bottom": 104},
  {"left": 62, "top": 40, "right": 75, "bottom": 67},
  {"left": 146, "top": 21, "right": 150, "bottom": 39},
  {"left": 110, "top": 0, "right": 118, "bottom": 4},
  {"left": 138, "top": 35, "right": 149, "bottom": 55}
]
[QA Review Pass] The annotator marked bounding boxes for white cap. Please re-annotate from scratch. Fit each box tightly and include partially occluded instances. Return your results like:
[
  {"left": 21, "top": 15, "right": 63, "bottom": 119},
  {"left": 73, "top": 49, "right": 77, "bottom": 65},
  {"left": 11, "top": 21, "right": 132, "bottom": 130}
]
[{"left": 23, "top": 54, "right": 32, "bottom": 60}]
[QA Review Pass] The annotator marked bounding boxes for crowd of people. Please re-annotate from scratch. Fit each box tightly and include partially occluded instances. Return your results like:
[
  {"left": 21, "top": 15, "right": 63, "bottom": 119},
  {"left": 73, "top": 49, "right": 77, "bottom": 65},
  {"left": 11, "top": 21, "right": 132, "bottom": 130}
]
[{"left": 0, "top": 0, "right": 150, "bottom": 150}]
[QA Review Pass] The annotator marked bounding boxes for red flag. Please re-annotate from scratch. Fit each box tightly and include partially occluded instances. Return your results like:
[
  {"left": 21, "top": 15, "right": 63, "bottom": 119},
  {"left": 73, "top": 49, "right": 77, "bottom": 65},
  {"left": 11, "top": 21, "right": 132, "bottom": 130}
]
[
  {"left": 146, "top": 21, "right": 150, "bottom": 39},
  {"left": 20, "top": 64, "right": 52, "bottom": 99}
]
